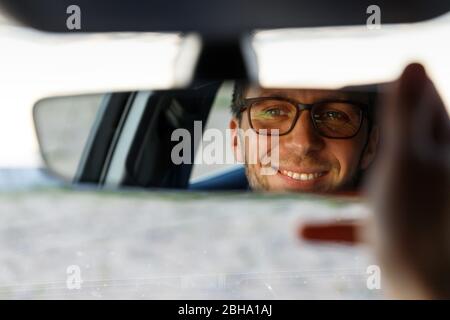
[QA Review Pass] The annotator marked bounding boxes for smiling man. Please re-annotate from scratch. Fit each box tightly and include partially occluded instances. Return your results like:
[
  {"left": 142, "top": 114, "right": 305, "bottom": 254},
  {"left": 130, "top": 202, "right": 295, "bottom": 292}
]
[{"left": 229, "top": 83, "right": 379, "bottom": 193}]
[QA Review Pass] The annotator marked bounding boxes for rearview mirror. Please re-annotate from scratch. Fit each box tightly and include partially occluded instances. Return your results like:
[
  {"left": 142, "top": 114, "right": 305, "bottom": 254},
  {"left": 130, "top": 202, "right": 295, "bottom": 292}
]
[{"left": 34, "top": 81, "right": 381, "bottom": 194}]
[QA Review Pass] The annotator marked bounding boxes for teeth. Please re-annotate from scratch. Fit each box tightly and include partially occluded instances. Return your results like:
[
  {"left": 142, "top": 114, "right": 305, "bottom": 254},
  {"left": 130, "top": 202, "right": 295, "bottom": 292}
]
[{"left": 281, "top": 170, "right": 324, "bottom": 181}]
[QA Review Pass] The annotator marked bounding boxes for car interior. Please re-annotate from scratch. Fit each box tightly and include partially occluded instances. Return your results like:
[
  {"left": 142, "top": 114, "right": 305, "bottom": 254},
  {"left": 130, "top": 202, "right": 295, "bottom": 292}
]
[
  {"left": 14, "top": 0, "right": 447, "bottom": 195},
  {"left": 34, "top": 82, "right": 252, "bottom": 191},
  {"left": 33, "top": 79, "right": 385, "bottom": 192},
  {"left": 0, "top": 0, "right": 449, "bottom": 302}
]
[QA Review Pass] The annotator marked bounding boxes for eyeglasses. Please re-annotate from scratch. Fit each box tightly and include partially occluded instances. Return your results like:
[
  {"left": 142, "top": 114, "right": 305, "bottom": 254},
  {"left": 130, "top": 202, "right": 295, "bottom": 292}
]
[{"left": 237, "top": 97, "right": 367, "bottom": 139}]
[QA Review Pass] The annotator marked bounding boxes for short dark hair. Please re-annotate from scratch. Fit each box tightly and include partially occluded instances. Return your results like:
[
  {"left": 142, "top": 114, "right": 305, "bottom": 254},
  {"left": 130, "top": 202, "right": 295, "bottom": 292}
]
[{"left": 230, "top": 81, "right": 378, "bottom": 131}]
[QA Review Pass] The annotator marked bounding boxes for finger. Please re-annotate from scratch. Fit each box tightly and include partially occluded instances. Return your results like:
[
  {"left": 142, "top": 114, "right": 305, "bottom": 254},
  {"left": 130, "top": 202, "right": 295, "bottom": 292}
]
[
  {"left": 378, "top": 63, "right": 430, "bottom": 157},
  {"left": 382, "top": 63, "right": 450, "bottom": 164},
  {"left": 412, "top": 73, "right": 450, "bottom": 166}
]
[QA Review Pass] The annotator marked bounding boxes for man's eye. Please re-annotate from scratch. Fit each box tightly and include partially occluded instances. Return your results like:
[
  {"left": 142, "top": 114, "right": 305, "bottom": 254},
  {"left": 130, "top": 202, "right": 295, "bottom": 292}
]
[
  {"left": 326, "top": 111, "right": 343, "bottom": 119},
  {"left": 315, "top": 110, "right": 348, "bottom": 121},
  {"left": 263, "top": 107, "right": 288, "bottom": 117}
]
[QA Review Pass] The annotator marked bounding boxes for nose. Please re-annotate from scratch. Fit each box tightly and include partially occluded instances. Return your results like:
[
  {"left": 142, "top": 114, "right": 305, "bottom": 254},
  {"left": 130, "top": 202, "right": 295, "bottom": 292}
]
[{"left": 283, "top": 111, "right": 324, "bottom": 153}]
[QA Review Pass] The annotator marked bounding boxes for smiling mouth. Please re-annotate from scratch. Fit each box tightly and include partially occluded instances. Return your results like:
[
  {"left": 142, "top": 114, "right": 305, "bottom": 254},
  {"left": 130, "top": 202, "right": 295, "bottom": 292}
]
[{"left": 279, "top": 169, "right": 327, "bottom": 181}]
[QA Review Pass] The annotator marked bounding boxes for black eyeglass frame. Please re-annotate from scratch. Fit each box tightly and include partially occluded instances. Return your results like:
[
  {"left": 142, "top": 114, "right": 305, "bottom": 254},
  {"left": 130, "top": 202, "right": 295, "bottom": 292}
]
[{"left": 236, "top": 97, "right": 369, "bottom": 139}]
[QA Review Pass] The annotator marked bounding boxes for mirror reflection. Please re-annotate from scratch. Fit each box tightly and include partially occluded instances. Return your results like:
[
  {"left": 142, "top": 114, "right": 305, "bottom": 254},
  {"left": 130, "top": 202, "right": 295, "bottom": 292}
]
[
  {"left": 33, "top": 81, "right": 380, "bottom": 194},
  {"left": 229, "top": 83, "right": 379, "bottom": 193}
]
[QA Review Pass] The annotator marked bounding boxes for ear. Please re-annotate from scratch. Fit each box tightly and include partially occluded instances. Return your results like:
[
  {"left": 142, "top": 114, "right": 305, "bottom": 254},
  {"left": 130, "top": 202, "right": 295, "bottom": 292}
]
[
  {"left": 360, "top": 125, "right": 380, "bottom": 170},
  {"left": 230, "top": 117, "right": 244, "bottom": 163}
]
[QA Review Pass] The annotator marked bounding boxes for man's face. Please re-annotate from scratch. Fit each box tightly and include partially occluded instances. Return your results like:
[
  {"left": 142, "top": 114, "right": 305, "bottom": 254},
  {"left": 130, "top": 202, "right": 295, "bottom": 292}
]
[{"left": 230, "top": 87, "right": 378, "bottom": 193}]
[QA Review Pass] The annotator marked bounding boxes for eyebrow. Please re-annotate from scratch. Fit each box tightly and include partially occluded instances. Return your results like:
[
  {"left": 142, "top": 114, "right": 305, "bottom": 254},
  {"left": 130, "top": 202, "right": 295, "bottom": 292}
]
[{"left": 255, "top": 91, "right": 365, "bottom": 103}]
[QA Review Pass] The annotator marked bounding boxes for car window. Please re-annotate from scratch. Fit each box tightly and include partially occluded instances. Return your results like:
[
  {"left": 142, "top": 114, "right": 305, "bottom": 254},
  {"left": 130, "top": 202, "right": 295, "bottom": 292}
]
[{"left": 189, "top": 81, "right": 239, "bottom": 182}]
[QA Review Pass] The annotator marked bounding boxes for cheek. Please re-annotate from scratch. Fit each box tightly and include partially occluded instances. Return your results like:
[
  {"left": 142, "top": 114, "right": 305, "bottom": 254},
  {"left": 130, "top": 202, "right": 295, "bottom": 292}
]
[
  {"left": 239, "top": 120, "right": 275, "bottom": 164},
  {"left": 326, "top": 140, "right": 363, "bottom": 178},
  {"left": 236, "top": 119, "right": 252, "bottom": 160},
  {"left": 326, "top": 120, "right": 368, "bottom": 180},
  {"left": 246, "top": 163, "right": 272, "bottom": 190}
]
